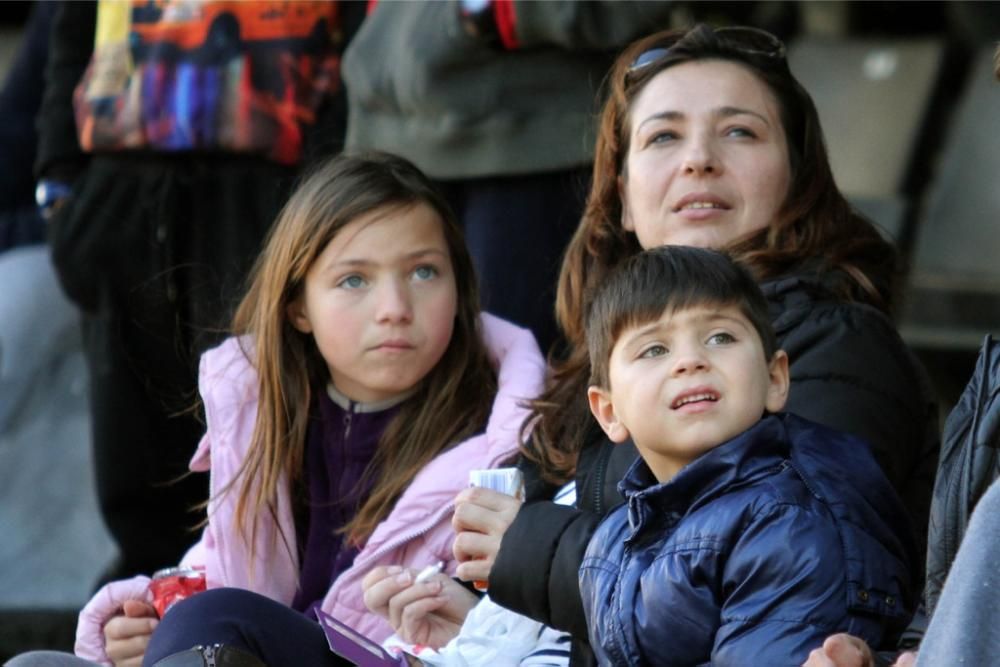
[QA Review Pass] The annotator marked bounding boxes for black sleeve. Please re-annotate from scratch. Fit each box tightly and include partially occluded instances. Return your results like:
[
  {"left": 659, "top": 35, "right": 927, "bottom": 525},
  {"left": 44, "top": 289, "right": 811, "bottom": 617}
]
[
  {"left": 779, "top": 302, "right": 939, "bottom": 556},
  {"left": 34, "top": 0, "right": 95, "bottom": 180},
  {"left": 490, "top": 436, "right": 637, "bottom": 641},
  {"left": 490, "top": 499, "right": 602, "bottom": 640},
  {"left": 0, "top": 1, "right": 58, "bottom": 210}
]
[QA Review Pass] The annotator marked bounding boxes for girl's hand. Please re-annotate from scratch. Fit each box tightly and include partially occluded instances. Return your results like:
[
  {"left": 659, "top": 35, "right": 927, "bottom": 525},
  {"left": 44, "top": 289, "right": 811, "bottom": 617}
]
[
  {"left": 103, "top": 599, "right": 158, "bottom": 667},
  {"left": 362, "top": 566, "right": 478, "bottom": 649},
  {"left": 450, "top": 487, "right": 522, "bottom": 583}
]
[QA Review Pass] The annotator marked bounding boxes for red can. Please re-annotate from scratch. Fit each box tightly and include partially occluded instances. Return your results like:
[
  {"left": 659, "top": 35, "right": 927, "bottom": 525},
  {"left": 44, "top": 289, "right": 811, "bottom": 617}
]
[{"left": 149, "top": 566, "right": 207, "bottom": 618}]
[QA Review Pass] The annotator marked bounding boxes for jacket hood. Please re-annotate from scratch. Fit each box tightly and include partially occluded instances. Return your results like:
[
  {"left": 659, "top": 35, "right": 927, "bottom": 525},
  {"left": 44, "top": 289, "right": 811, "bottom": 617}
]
[{"left": 761, "top": 268, "right": 891, "bottom": 338}]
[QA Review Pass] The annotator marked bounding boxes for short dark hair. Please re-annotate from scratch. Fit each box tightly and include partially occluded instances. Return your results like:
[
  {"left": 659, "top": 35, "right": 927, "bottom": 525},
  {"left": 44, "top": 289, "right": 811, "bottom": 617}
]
[{"left": 587, "top": 246, "right": 777, "bottom": 388}]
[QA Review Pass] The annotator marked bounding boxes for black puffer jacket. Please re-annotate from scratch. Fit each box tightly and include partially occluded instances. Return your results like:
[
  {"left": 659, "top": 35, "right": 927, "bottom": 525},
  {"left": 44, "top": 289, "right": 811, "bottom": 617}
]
[
  {"left": 490, "top": 269, "right": 940, "bottom": 666},
  {"left": 924, "top": 335, "right": 1000, "bottom": 615}
]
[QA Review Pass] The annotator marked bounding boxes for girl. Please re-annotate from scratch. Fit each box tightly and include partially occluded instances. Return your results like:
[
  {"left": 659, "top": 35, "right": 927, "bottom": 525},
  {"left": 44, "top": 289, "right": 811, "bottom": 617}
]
[{"left": 39, "top": 152, "right": 545, "bottom": 667}]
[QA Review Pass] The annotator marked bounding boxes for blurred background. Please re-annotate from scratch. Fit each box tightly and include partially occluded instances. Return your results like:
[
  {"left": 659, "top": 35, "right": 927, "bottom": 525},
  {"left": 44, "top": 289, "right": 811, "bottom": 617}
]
[{"left": 1, "top": 0, "right": 998, "bottom": 659}]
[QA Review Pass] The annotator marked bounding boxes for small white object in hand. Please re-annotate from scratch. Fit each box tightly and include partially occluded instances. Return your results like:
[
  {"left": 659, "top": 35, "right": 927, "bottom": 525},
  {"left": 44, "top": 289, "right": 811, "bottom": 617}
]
[{"left": 414, "top": 560, "right": 445, "bottom": 584}]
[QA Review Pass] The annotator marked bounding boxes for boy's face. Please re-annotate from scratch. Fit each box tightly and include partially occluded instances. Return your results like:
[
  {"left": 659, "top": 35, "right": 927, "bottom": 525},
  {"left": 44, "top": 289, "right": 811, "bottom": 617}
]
[{"left": 588, "top": 304, "right": 789, "bottom": 482}]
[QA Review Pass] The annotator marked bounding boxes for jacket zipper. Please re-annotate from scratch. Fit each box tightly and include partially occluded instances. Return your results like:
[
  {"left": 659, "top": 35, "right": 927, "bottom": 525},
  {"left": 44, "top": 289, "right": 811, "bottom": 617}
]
[
  {"left": 591, "top": 441, "right": 613, "bottom": 515},
  {"left": 355, "top": 446, "right": 513, "bottom": 568},
  {"left": 343, "top": 402, "right": 354, "bottom": 439},
  {"left": 357, "top": 502, "right": 454, "bottom": 567}
]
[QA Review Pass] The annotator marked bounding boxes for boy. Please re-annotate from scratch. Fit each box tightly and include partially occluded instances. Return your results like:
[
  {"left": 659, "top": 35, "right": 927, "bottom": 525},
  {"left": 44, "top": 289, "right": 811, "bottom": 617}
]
[{"left": 579, "top": 246, "right": 917, "bottom": 666}]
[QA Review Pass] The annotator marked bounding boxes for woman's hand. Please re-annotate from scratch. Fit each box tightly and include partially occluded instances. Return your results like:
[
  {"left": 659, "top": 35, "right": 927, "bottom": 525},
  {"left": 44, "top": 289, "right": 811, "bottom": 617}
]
[
  {"left": 802, "top": 633, "right": 918, "bottom": 667},
  {"left": 450, "top": 487, "right": 522, "bottom": 583},
  {"left": 802, "top": 634, "right": 874, "bottom": 667},
  {"left": 362, "top": 566, "right": 478, "bottom": 649},
  {"left": 103, "top": 599, "right": 158, "bottom": 667}
]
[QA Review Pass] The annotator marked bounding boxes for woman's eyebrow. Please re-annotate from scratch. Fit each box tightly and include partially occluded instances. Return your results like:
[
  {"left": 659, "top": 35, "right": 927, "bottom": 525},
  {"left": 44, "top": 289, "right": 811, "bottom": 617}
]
[
  {"left": 636, "top": 110, "right": 684, "bottom": 133},
  {"left": 636, "top": 106, "right": 771, "bottom": 133},
  {"left": 715, "top": 105, "right": 771, "bottom": 126}
]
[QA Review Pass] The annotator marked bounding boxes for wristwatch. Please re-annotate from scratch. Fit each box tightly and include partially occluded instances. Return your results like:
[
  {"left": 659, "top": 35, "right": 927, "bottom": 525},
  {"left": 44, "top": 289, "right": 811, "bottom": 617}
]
[
  {"left": 459, "top": 0, "right": 499, "bottom": 43},
  {"left": 35, "top": 179, "right": 73, "bottom": 221}
]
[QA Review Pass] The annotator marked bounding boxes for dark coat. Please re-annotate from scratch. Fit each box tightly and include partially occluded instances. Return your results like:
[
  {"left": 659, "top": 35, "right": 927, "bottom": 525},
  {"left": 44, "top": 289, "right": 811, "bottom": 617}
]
[
  {"left": 490, "top": 269, "right": 939, "bottom": 665},
  {"left": 925, "top": 334, "right": 1000, "bottom": 615},
  {"left": 580, "top": 414, "right": 917, "bottom": 667}
]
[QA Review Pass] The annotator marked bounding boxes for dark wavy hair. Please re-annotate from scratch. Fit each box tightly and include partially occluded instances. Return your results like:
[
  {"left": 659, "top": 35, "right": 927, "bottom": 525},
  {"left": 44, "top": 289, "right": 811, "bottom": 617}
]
[{"left": 524, "top": 24, "right": 898, "bottom": 483}]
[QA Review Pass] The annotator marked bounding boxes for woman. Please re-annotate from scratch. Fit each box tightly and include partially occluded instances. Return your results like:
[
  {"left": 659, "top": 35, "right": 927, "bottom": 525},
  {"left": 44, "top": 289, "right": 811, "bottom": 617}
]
[{"left": 450, "top": 24, "right": 939, "bottom": 665}]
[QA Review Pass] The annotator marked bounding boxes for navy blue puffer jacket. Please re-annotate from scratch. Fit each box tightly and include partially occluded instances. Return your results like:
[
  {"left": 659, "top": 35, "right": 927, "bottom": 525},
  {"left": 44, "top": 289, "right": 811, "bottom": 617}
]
[{"left": 579, "top": 413, "right": 918, "bottom": 666}]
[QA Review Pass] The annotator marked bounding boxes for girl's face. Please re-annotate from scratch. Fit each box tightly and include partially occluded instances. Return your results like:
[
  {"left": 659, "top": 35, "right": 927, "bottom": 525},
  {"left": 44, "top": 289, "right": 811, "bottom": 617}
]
[
  {"left": 288, "top": 203, "right": 458, "bottom": 403},
  {"left": 621, "top": 59, "right": 791, "bottom": 250}
]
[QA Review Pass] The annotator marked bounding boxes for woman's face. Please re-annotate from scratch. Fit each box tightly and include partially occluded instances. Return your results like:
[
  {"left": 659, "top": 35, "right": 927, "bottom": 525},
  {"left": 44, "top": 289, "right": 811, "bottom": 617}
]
[{"left": 620, "top": 59, "right": 791, "bottom": 250}]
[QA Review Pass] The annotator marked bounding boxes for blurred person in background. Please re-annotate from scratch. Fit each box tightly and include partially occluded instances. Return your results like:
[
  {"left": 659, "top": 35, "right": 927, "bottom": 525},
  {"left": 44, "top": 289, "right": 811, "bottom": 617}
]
[
  {"left": 0, "top": 1, "right": 75, "bottom": 435},
  {"left": 34, "top": 0, "right": 347, "bottom": 584},
  {"left": 340, "top": 1, "right": 677, "bottom": 354}
]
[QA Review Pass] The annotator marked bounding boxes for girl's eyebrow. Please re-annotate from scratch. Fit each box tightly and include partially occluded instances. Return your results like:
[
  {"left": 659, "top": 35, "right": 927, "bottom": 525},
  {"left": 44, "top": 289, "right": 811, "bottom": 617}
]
[
  {"left": 405, "top": 248, "right": 448, "bottom": 260},
  {"left": 323, "top": 248, "right": 448, "bottom": 272}
]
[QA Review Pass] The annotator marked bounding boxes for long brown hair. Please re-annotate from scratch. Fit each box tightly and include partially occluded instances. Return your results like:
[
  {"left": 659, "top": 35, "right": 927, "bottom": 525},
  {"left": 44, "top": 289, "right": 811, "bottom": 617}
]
[
  {"left": 525, "top": 24, "right": 898, "bottom": 483},
  {"left": 229, "top": 152, "right": 496, "bottom": 560}
]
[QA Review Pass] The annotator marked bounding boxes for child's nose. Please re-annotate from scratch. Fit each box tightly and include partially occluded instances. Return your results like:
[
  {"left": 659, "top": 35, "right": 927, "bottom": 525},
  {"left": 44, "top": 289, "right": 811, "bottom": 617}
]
[
  {"left": 375, "top": 280, "right": 413, "bottom": 323},
  {"left": 671, "top": 346, "right": 709, "bottom": 375}
]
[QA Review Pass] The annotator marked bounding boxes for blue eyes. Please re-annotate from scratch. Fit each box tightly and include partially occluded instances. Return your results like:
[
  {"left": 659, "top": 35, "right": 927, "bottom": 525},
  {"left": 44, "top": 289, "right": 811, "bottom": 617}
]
[
  {"left": 640, "top": 344, "right": 667, "bottom": 358},
  {"left": 336, "top": 265, "right": 438, "bottom": 289},
  {"left": 725, "top": 127, "right": 756, "bottom": 138},
  {"left": 637, "top": 333, "right": 735, "bottom": 358},
  {"left": 650, "top": 131, "right": 678, "bottom": 144},
  {"left": 338, "top": 274, "right": 366, "bottom": 289},
  {"left": 413, "top": 265, "right": 438, "bottom": 281},
  {"left": 646, "top": 127, "right": 756, "bottom": 146},
  {"left": 707, "top": 332, "right": 735, "bottom": 345}
]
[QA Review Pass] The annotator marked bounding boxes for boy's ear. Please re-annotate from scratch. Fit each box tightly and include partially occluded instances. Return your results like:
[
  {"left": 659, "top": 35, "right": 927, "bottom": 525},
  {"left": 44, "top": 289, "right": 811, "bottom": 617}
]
[
  {"left": 286, "top": 297, "right": 313, "bottom": 334},
  {"left": 588, "top": 385, "right": 631, "bottom": 443},
  {"left": 765, "top": 349, "right": 790, "bottom": 413},
  {"left": 618, "top": 175, "right": 634, "bottom": 232}
]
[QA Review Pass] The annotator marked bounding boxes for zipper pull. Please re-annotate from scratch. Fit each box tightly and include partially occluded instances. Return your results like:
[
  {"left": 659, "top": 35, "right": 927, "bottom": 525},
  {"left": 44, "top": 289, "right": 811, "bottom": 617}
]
[{"left": 344, "top": 404, "right": 353, "bottom": 439}]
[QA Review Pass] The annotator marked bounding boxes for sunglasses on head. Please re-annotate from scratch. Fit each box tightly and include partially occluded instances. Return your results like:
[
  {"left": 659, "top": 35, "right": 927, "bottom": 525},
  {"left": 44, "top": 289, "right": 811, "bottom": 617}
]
[{"left": 626, "top": 26, "right": 787, "bottom": 86}]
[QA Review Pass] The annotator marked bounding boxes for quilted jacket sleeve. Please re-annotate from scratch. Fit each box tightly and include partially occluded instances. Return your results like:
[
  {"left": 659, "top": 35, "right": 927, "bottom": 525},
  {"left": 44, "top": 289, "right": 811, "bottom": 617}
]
[
  {"left": 711, "top": 503, "right": 886, "bottom": 666},
  {"left": 73, "top": 575, "right": 153, "bottom": 664}
]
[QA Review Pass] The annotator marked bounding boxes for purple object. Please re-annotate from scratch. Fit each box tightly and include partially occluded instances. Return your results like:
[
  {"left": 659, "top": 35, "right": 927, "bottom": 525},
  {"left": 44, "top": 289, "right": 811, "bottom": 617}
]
[{"left": 316, "top": 609, "right": 405, "bottom": 666}]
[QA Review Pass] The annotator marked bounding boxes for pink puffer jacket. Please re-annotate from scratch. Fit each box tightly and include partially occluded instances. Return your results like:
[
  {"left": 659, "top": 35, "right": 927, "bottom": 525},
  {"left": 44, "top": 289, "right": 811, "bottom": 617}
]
[{"left": 74, "top": 313, "right": 545, "bottom": 663}]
